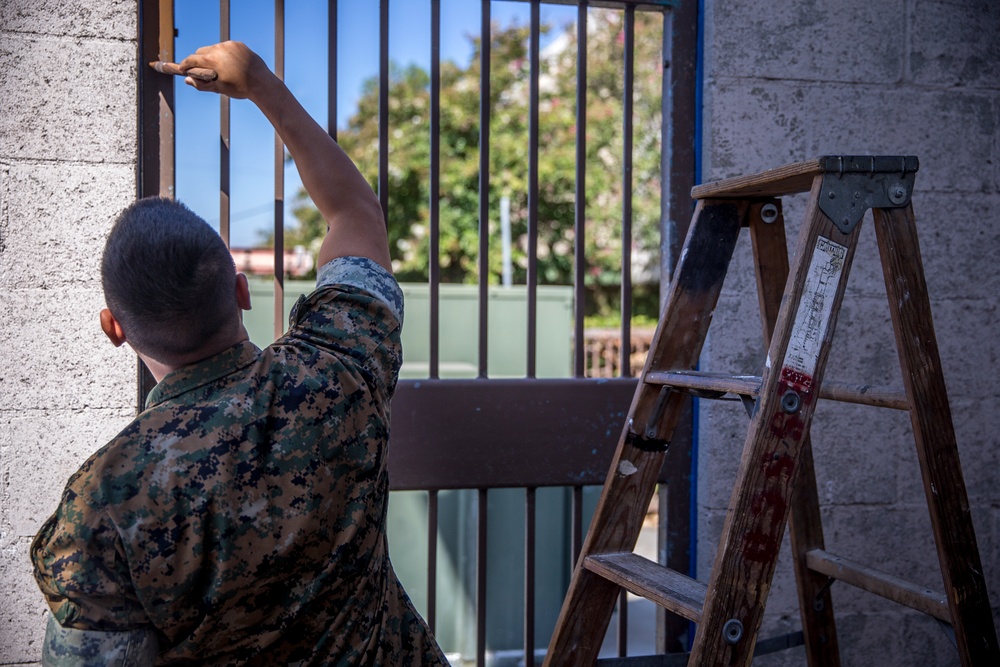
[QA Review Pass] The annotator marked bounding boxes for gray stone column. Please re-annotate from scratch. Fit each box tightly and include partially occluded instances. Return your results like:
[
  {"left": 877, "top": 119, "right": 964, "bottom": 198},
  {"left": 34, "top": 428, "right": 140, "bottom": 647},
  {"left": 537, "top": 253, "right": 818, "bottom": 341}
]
[{"left": 0, "top": 2, "right": 138, "bottom": 663}]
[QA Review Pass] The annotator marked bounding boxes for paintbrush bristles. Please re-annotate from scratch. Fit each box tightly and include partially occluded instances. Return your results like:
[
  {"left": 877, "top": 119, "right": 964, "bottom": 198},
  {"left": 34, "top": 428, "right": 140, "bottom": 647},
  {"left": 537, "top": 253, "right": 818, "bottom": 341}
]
[{"left": 149, "top": 61, "right": 218, "bottom": 82}]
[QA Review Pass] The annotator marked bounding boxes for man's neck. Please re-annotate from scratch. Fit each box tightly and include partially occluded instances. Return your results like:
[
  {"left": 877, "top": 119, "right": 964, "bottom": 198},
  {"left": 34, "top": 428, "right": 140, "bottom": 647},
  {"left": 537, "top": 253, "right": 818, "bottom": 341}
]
[{"left": 139, "top": 325, "right": 250, "bottom": 383}]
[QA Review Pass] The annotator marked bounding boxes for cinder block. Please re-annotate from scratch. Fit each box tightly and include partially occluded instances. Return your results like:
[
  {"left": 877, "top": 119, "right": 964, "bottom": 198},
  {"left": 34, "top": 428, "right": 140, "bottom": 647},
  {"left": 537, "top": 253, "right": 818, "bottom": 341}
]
[
  {"left": 946, "top": 396, "right": 1000, "bottom": 506},
  {"left": 0, "top": 0, "right": 135, "bottom": 41},
  {"left": 702, "top": 292, "right": 768, "bottom": 375},
  {"left": 824, "top": 294, "right": 902, "bottom": 386},
  {"left": 0, "top": 288, "right": 135, "bottom": 412},
  {"left": 696, "top": 398, "right": 749, "bottom": 510},
  {"left": 908, "top": 192, "right": 1000, "bottom": 303},
  {"left": 1, "top": 409, "right": 133, "bottom": 537},
  {"left": 0, "top": 33, "right": 135, "bottom": 163},
  {"left": 704, "top": 80, "right": 997, "bottom": 195},
  {"left": 695, "top": 509, "right": 726, "bottom": 578},
  {"left": 810, "top": 401, "right": 907, "bottom": 506},
  {"left": 910, "top": 0, "right": 1000, "bottom": 89},
  {"left": 834, "top": 611, "right": 960, "bottom": 667},
  {"left": 709, "top": 0, "right": 904, "bottom": 84},
  {"left": 0, "top": 537, "right": 48, "bottom": 664},
  {"left": 926, "top": 297, "right": 998, "bottom": 401},
  {"left": 0, "top": 161, "right": 134, "bottom": 290}
]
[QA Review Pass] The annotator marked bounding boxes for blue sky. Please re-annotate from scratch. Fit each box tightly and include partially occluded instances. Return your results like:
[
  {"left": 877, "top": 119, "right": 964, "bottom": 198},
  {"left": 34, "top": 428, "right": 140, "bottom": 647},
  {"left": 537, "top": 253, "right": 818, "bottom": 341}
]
[{"left": 173, "top": 0, "right": 573, "bottom": 248}]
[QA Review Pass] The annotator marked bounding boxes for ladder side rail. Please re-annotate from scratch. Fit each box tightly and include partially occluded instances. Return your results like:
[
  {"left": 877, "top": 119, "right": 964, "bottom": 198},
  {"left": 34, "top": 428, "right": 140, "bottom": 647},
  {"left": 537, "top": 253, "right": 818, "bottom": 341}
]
[
  {"left": 543, "top": 199, "right": 748, "bottom": 666},
  {"left": 872, "top": 205, "right": 1000, "bottom": 665},
  {"left": 690, "top": 177, "right": 863, "bottom": 665},
  {"left": 748, "top": 199, "right": 842, "bottom": 667}
]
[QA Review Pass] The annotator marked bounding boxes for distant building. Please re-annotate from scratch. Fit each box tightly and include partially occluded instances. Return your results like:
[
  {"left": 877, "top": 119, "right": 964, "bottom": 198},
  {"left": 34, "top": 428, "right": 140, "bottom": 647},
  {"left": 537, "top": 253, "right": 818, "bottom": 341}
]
[{"left": 230, "top": 245, "right": 314, "bottom": 277}]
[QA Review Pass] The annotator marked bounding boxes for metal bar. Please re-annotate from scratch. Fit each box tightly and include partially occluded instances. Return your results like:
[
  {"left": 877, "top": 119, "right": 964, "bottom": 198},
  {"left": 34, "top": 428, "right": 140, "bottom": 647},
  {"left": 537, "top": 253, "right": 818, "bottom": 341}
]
[
  {"left": 219, "top": 0, "right": 230, "bottom": 247},
  {"left": 136, "top": 0, "right": 174, "bottom": 407},
  {"left": 328, "top": 0, "right": 337, "bottom": 143},
  {"left": 427, "top": 489, "right": 439, "bottom": 632},
  {"left": 389, "top": 378, "right": 641, "bottom": 490},
  {"left": 478, "top": 0, "right": 491, "bottom": 378},
  {"left": 157, "top": 0, "right": 175, "bottom": 200},
  {"left": 525, "top": 487, "right": 537, "bottom": 667},
  {"left": 526, "top": 0, "right": 541, "bottom": 378},
  {"left": 662, "top": 1, "right": 694, "bottom": 286},
  {"left": 378, "top": 0, "right": 389, "bottom": 221},
  {"left": 572, "top": 485, "right": 584, "bottom": 565},
  {"left": 573, "top": 2, "right": 588, "bottom": 378},
  {"left": 272, "top": 0, "right": 285, "bottom": 341},
  {"left": 477, "top": 488, "right": 488, "bottom": 667},
  {"left": 619, "top": 4, "right": 635, "bottom": 377},
  {"left": 429, "top": 0, "right": 441, "bottom": 379},
  {"left": 660, "top": 0, "right": 698, "bottom": 653},
  {"left": 618, "top": 588, "right": 628, "bottom": 656}
]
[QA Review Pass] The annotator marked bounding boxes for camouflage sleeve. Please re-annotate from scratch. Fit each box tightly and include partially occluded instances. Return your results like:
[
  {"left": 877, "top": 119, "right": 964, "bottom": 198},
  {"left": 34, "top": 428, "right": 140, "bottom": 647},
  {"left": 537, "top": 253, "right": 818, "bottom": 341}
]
[
  {"left": 316, "top": 255, "right": 403, "bottom": 324},
  {"left": 31, "top": 468, "right": 149, "bottom": 633},
  {"left": 41, "top": 613, "right": 157, "bottom": 667},
  {"left": 289, "top": 255, "right": 404, "bottom": 395}
]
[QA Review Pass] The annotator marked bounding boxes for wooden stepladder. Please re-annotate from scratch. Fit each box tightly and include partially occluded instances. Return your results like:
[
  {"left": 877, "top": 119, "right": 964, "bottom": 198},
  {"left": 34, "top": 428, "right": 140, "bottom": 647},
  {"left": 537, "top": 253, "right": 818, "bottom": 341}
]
[{"left": 544, "top": 156, "right": 999, "bottom": 666}]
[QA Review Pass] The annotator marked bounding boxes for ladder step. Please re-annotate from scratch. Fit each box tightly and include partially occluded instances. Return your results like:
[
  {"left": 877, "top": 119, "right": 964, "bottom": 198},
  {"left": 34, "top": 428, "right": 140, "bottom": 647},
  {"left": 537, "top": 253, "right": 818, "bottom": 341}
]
[
  {"left": 645, "top": 371, "right": 909, "bottom": 411},
  {"left": 692, "top": 158, "right": 823, "bottom": 199},
  {"left": 806, "top": 549, "right": 951, "bottom": 622},
  {"left": 583, "top": 552, "right": 706, "bottom": 622}
]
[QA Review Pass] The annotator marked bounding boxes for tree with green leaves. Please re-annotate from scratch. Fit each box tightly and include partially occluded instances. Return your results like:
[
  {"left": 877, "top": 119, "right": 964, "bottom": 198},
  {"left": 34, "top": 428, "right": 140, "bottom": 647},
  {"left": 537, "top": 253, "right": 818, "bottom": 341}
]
[{"left": 278, "top": 11, "right": 664, "bottom": 320}]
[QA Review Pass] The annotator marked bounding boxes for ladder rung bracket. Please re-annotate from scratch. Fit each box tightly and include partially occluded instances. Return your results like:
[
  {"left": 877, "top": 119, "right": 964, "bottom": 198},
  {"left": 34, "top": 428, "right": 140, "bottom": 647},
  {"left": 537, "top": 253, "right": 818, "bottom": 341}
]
[
  {"left": 645, "top": 371, "right": 909, "bottom": 410},
  {"left": 584, "top": 552, "right": 705, "bottom": 622},
  {"left": 806, "top": 549, "right": 952, "bottom": 622}
]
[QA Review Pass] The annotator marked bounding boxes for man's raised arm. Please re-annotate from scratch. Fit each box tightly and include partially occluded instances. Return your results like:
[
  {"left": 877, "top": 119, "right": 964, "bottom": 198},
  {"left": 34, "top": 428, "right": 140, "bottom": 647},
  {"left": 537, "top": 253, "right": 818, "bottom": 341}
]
[{"left": 178, "top": 41, "right": 391, "bottom": 272}]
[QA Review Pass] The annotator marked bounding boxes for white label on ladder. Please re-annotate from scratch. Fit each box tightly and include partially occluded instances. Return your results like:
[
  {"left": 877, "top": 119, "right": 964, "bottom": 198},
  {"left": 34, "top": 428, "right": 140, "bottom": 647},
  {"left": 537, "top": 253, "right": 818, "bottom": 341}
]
[{"left": 781, "top": 236, "right": 847, "bottom": 392}]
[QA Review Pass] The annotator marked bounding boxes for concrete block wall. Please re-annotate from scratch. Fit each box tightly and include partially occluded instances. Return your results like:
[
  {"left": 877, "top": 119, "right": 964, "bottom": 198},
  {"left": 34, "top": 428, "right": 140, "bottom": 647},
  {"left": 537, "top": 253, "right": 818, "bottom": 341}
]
[
  {"left": 697, "top": 0, "right": 999, "bottom": 664},
  {"left": 0, "top": 1, "right": 137, "bottom": 664}
]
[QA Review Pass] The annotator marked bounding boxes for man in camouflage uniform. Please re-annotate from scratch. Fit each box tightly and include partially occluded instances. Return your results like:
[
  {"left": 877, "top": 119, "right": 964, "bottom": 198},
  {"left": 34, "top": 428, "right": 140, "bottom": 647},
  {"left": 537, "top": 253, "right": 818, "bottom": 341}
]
[{"left": 31, "top": 41, "right": 448, "bottom": 666}]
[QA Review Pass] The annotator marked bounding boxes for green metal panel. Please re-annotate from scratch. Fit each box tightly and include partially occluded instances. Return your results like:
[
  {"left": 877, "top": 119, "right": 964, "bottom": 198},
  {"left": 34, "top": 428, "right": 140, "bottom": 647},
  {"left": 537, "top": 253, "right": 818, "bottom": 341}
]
[{"left": 243, "top": 280, "right": 573, "bottom": 381}]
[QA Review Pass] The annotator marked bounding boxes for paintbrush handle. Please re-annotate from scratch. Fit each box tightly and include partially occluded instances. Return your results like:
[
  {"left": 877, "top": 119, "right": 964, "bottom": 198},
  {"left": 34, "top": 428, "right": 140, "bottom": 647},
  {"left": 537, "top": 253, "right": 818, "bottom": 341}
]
[{"left": 149, "top": 61, "right": 218, "bottom": 82}]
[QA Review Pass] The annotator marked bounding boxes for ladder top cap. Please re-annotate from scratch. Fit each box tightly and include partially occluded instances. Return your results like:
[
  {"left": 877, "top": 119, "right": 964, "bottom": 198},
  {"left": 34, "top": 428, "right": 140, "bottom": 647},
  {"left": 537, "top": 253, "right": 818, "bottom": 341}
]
[{"left": 692, "top": 155, "right": 920, "bottom": 200}]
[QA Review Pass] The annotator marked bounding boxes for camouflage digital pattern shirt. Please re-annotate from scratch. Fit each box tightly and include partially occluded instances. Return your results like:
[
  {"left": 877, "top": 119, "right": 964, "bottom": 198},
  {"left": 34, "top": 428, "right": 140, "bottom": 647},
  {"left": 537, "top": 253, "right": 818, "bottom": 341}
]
[{"left": 32, "top": 256, "right": 448, "bottom": 666}]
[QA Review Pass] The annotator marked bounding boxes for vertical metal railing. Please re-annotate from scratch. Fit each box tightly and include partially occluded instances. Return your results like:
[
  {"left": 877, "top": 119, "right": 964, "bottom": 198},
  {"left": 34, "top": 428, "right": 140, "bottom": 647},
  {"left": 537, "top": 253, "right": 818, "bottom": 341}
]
[
  {"left": 524, "top": 486, "right": 537, "bottom": 667},
  {"left": 477, "top": 488, "right": 489, "bottom": 667},
  {"left": 619, "top": 5, "right": 635, "bottom": 383},
  {"left": 378, "top": 0, "right": 390, "bottom": 221},
  {"left": 477, "top": 0, "right": 492, "bottom": 379},
  {"left": 429, "top": 0, "right": 442, "bottom": 380},
  {"left": 136, "top": 0, "right": 174, "bottom": 403},
  {"left": 572, "top": 2, "right": 588, "bottom": 380},
  {"left": 526, "top": 0, "right": 541, "bottom": 379},
  {"left": 272, "top": 0, "right": 285, "bottom": 341},
  {"left": 219, "top": 1, "right": 231, "bottom": 246}
]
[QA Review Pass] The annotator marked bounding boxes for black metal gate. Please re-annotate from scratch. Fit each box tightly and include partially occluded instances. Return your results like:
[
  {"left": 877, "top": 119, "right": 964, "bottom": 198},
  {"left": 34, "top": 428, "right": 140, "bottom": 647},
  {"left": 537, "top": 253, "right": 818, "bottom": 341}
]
[{"left": 138, "top": 1, "right": 697, "bottom": 663}]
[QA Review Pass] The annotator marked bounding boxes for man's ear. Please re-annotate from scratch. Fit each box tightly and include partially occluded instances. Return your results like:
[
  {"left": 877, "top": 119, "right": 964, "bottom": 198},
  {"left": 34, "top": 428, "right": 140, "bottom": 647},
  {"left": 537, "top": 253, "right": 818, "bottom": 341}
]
[
  {"left": 100, "top": 308, "right": 127, "bottom": 347},
  {"left": 235, "top": 272, "right": 252, "bottom": 311}
]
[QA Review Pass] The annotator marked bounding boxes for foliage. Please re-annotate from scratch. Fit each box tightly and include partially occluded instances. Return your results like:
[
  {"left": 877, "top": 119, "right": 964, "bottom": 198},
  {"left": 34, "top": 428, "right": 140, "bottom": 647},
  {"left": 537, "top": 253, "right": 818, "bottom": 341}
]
[{"left": 277, "top": 11, "right": 665, "bottom": 318}]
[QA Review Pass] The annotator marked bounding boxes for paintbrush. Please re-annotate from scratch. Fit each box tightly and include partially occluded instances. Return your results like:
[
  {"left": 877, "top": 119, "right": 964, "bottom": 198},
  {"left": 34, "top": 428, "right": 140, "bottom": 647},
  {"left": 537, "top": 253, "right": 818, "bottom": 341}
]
[{"left": 149, "top": 61, "right": 218, "bottom": 82}]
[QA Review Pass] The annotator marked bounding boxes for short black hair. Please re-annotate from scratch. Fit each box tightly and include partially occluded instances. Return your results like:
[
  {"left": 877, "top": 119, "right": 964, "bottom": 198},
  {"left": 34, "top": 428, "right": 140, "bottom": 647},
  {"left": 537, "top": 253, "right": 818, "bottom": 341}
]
[{"left": 101, "top": 197, "right": 239, "bottom": 365}]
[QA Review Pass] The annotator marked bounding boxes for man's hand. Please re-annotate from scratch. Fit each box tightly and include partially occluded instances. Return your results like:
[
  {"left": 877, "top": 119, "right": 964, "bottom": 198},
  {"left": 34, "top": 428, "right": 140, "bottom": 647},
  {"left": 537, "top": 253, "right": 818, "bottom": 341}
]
[{"left": 177, "top": 41, "right": 276, "bottom": 102}]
